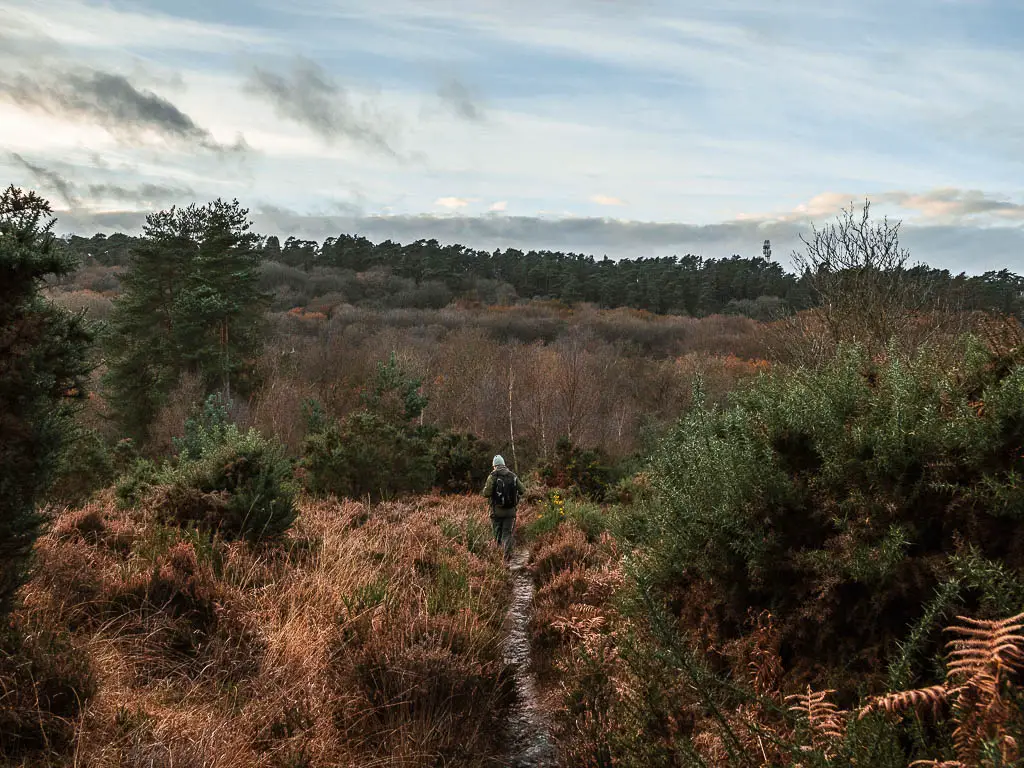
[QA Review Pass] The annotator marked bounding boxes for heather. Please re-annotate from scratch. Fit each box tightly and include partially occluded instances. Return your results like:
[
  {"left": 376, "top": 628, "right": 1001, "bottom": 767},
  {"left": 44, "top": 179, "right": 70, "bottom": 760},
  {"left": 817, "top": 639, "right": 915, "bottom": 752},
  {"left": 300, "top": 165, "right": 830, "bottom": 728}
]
[{"left": 9, "top": 494, "right": 514, "bottom": 767}]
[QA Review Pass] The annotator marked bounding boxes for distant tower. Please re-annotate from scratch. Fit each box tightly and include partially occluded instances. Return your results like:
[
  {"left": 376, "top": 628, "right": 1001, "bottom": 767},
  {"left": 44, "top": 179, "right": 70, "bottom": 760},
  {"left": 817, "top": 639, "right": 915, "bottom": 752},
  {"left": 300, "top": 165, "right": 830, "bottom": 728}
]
[{"left": 763, "top": 239, "right": 772, "bottom": 261}]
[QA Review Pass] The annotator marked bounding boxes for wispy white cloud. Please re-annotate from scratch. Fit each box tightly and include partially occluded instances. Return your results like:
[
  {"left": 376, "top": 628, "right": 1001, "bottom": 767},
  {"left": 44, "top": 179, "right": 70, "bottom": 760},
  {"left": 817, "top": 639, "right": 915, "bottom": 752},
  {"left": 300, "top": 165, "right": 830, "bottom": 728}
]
[
  {"left": 742, "top": 189, "right": 1024, "bottom": 226},
  {"left": 0, "top": 0, "right": 275, "bottom": 53},
  {"left": 881, "top": 189, "right": 1024, "bottom": 222}
]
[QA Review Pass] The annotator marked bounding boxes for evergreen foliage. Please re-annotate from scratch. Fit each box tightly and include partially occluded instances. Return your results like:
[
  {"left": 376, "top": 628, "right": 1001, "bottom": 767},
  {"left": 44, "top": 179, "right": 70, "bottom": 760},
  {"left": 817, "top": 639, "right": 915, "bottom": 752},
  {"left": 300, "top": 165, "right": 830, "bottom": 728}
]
[
  {"left": 48, "top": 426, "right": 115, "bottom": 506},
  {"left": 300, "top": 354, "right": 434, "bottom": 499},
  {"left": 62, "top": 228, "right": 1024, "bottom": 319},
  {"left": 116, "top": 395, "right": 297, "bottom": 541},
  {"left": 301, "top": 355, "right": 498, "bottom": 499},
  {"left": 430, "top": 431, "right": 494, "bottom": 494},
  {"left": 301, "top": 410, "right": 436, "bottom": 501},
  {"left": 0, "top": 186, "right": 92, "bottom": 614},
  {"left": 638, "top": 339, "right": 1024, "bottom": 689},
  {"left": 164, "top": 395, "right": 297, "bottom": 541},
  {"left": 104, "top": 200, "right": 268, "bottom": 441},
  {"left": 539, "top": 436, "right": 616, "bottom": 500}
]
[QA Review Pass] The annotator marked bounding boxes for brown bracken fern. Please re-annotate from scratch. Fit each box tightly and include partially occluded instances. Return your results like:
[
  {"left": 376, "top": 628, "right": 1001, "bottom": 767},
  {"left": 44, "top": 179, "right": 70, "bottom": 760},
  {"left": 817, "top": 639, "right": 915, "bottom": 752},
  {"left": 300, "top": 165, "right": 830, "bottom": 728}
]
[
  {"left": 859, "top": 684, "right": 951, "bottom": 722},
  {"left": 748, "top": 610, "right": 783, "bottom": 701},
  {"left": 860, "top": 611, "right": 1024, "bottom": 768},
  {"left": 786, "top": 686, "right": 845, "bottom": 758}
]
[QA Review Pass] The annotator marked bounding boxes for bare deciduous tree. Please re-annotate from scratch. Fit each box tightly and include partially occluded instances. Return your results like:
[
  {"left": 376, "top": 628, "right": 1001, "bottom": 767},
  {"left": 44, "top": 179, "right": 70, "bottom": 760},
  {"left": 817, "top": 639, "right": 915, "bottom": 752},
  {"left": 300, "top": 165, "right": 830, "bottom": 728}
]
[{"left": 793, "top": 199, "right": 951, "bottom": 356}]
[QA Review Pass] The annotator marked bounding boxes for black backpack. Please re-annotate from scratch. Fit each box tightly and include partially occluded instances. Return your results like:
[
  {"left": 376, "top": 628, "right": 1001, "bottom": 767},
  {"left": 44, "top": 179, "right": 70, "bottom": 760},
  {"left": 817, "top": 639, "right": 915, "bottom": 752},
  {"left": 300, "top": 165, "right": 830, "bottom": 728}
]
[{"left": 492, "top": 472, "right": 519, "bottom": 508}]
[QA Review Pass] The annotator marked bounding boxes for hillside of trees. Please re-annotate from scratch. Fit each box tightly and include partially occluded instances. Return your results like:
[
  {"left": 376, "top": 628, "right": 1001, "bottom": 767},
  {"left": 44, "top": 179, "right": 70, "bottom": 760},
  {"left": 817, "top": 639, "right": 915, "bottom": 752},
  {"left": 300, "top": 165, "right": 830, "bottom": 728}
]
[
  {"left": 4, "top": 188, "right": 1024, "bottom": 768},
  {"left": 57, "top": 228, "right": 1024, "bottom": 319}
]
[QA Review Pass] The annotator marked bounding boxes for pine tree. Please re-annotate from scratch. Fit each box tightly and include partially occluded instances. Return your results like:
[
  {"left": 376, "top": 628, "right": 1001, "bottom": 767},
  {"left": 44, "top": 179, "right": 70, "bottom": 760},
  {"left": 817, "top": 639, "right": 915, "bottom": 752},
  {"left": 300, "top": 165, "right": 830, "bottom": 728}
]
[
  {"left": 105, "top": 199, "right": 268, "bottom": 441},
  {"left": 0, "top": 186, "right": 92, "bottom": 614},
  {"left": 172, "top": 199, "right": 266, "bottom": 398}
]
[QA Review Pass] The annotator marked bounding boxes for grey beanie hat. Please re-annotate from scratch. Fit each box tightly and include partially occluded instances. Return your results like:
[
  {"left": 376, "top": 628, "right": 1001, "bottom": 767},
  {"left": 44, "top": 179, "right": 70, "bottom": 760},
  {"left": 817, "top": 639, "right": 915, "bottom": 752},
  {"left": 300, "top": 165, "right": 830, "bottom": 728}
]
[{"left": 492, "top": 455, "right": 505, "bottom": 467}]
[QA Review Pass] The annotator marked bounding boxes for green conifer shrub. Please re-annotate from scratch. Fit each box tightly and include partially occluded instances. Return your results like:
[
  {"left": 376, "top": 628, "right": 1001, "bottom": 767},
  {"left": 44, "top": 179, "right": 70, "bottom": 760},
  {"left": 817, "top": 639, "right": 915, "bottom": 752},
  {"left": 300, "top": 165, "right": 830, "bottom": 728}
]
[
  {"left": 300, "top": 355, "right": 439, "bottom": 500},
  {"left": 539, "top": 436, "right": 615, "bottom": 500},
  {"left": 116, "top": 395, "right": 297, "bottom": 542},
  {"left": 430, "top": 431, "right": 494, "bottom": 494},
  {"left": 301, "top": 410, "right": 435, "bottom": 500},
  {"left": 0, "top": 186, "right": 92, "bottom": 614}
]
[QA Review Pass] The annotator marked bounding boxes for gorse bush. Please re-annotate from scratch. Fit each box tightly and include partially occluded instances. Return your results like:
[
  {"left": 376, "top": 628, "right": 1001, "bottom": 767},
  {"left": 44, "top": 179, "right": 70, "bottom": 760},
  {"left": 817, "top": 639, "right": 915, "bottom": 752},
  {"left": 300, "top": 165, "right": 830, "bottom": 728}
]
[
  {"left": 161, "top": 423, "right": 297, "bottom": 542},
  {"left": 116, "top": 395, "right": 297, "bottom": 541},
  {"left": 300, "top": 355, "right": 492, "bottom": 500},
  {"left": 299, "top": 354, "right": 436, "bottom": 500},
  {"left": 429, "top": 430, "right": 494, "bottom": 494},
  {"left": 640, "top": 339, "right": 1024, "bottom": 688},
  {"left": 539, "top": 436, "right": 615, "bottom": 500},
  {"left": 301, "top": 409, "right": 435, "bottom": 500}
]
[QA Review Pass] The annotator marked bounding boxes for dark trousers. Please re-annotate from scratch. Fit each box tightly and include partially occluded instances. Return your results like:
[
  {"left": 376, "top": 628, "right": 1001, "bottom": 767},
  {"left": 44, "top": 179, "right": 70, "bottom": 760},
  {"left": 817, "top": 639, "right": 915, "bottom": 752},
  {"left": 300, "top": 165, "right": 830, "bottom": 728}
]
[{"left": 490, "top": 514, "right": 516, "bottom": 557}]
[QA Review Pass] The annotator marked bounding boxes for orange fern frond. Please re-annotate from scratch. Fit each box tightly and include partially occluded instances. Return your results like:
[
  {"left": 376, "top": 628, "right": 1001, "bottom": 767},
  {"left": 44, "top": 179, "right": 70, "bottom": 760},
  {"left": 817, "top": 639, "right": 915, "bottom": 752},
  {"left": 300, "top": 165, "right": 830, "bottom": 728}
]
[
  {"left": 748, "top": 610, "right": 783, "bottom": 699},
  {"left": 944, "top": 612, "right": 1024, "bottom": 764},
  {"left": 786, "top": 686, "right": 845, "bottom": 754},
  {"left": 550, "top": 603, "right": 606, "bottom": 639},
  {"left": 865, "top": 611, "right": 1024, "bottom": 767},
  {"left": 858, "top": 684, "right": 951, "bottom": 721},
  {"left": 944, "top": 611, "right": 1024, "bottom": 684}
]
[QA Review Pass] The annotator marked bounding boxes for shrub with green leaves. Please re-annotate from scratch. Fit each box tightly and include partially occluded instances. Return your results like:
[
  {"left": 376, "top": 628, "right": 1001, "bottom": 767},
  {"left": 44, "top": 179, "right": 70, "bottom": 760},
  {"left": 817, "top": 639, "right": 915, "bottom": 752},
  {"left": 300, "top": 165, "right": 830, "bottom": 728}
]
[
  {"left": 301, "top": 410, "right": 435, "bottom": 500},
  {"left": 1, "top": 186, "right": 92, "bottom": 614},
  {"left": 47, "top": 426, "right": 114, "bottom": 506},
  {"left": 117, "top": 395, "right": 297, "bottom": 541},
  {"left": 539, "top": 437, "right": 615, "bottom": 500},
  {"left": 431, "top": 430, "right": 493, "bottom": 494},
  {"left": 162, "top": 422, "right": 298, "bottom": 541},
  {"left": 638, "top": 339, "right": 1024, "bottom": 688},
  {"left": 299, "top": 355, "right": 442, "bottom": 500}
]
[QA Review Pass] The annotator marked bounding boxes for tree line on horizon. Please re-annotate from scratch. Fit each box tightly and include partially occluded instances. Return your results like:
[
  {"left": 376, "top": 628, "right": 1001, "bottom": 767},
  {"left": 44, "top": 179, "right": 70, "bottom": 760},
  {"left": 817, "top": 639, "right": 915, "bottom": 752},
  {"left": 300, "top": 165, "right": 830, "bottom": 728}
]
[{"left": 59, "top": 228, "right": 1024, "bottom": 319}]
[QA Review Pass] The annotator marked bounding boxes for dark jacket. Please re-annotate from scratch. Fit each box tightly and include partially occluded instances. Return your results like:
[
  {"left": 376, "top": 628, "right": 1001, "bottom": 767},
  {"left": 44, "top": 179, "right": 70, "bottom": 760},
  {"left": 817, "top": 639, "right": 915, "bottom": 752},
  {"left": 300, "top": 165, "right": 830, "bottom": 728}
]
[{"left": 482, "top": 466, "right": 526, "bottom": 518}]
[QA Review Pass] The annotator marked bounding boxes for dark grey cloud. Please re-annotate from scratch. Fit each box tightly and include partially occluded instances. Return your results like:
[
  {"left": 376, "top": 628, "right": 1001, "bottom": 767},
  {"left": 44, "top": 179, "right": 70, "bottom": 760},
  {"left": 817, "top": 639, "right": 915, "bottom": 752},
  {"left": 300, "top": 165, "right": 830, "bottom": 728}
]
[
  {"left": 8, "top": 153, "right": 194, "bottom": 209},
  {"left": 437, "top": 77, "right": 484, "bottom": 121},
  {"left": 0, "top": 68, "right": 244, "bottom": 152},
  {"left": 11, "top": 153, "right": 79, "bottom": 207},
  {"left": 85, "top": 182, "right": 196, "bottom": 205},
  {"left": 244, "top": 58, "right": 398, "bottom": 157}
]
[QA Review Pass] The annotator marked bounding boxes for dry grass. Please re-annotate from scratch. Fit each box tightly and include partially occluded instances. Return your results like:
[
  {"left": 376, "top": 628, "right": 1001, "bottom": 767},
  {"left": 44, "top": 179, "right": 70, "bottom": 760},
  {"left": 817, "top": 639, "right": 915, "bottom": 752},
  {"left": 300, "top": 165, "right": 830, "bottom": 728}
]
[
  {"left": 10, "top": 493, "right": 515, "bottom": 767},
  {"left": 44, "top": 289, "right": 115, "bottom": 322},
  {"left": 522, "top": 519, "right": 625, "bottom": 763}
]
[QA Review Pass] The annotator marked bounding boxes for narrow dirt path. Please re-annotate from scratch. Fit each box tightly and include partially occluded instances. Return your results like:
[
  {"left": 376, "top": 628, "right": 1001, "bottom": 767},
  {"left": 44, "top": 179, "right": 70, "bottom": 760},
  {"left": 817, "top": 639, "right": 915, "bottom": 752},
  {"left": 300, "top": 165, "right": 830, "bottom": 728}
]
[{"left": 503, "top": 547, "right": 557, "bottom": 767}]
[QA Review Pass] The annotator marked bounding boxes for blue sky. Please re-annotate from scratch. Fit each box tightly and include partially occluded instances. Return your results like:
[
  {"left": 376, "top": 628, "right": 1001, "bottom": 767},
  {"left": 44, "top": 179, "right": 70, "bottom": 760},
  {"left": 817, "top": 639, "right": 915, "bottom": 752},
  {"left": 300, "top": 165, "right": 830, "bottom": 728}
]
[{"left": 1, "top": 0, "right": 1023, "bottom": 272}]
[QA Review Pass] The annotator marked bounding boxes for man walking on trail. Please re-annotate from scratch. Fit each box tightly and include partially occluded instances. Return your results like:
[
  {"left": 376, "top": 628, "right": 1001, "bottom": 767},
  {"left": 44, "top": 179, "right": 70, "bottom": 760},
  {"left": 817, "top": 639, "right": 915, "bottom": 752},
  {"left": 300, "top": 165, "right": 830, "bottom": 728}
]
[{"left": 482, "top": 455, "right": 526, "bottom": 558}]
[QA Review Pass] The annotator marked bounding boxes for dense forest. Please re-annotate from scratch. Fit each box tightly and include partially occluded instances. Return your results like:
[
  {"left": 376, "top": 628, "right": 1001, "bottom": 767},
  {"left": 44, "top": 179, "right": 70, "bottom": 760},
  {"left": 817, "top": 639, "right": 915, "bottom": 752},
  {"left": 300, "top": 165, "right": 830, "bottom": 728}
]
[
  {"left": 58, "top": 228, "right": 1024, "bottom": 319},
  {"left": 5, "top": 189, "right": 1024, "bottom": 768}
]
